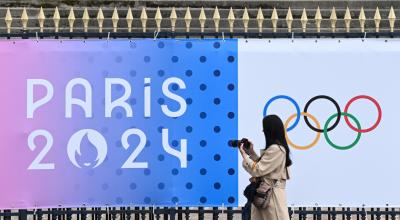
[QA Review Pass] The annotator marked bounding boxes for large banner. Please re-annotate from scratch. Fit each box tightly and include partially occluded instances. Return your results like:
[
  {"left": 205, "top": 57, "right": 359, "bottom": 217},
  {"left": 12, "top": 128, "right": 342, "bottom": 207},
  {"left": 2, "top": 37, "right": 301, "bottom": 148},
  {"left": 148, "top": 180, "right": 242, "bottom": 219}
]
[
  {"left": 0, "top": 40, "right": 238, "bottom": 208},
  {"left": 238, "top": 39, "right": 400, "bottom": 207},
  {"left": 1, "top": 39, "right": 399, "bottom": 208}
]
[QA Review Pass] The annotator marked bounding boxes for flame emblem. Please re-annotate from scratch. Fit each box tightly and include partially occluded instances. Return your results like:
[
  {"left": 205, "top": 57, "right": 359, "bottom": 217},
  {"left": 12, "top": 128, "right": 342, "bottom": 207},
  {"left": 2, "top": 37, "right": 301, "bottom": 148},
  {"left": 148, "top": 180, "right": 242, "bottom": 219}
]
[{"left": 67, "top": 129, "right": 108, "bottom": 168}]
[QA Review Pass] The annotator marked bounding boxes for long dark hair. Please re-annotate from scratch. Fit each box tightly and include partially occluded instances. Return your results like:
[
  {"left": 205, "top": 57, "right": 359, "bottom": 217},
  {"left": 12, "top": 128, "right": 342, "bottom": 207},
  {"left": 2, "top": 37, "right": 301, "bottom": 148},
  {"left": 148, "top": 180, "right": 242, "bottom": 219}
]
[{"left": 263, "top": 115, "right": 292, "bottom": 167}]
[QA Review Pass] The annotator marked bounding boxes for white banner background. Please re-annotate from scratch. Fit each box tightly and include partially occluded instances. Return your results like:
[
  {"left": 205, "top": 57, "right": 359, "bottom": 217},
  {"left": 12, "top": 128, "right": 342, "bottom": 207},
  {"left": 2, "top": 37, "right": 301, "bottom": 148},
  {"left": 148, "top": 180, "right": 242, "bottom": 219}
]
[{"left": 238, "top": 39, "right": 400, "bottom": 207}]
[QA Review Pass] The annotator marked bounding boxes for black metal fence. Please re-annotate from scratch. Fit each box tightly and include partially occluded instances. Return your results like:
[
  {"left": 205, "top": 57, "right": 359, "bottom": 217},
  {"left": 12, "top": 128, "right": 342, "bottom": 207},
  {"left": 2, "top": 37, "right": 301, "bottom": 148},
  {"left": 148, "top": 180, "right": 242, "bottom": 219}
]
[{"left": 1, "top": 207, "right": 400, "bottom": 220}]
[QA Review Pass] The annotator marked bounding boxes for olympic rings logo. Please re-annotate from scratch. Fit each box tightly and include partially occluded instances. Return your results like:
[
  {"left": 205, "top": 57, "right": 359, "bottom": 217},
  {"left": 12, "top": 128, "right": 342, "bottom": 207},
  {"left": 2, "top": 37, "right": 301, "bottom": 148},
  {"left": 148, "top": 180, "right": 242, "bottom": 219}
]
[{"left": 263, "top": 95, "right": 382, "bottom": 150}]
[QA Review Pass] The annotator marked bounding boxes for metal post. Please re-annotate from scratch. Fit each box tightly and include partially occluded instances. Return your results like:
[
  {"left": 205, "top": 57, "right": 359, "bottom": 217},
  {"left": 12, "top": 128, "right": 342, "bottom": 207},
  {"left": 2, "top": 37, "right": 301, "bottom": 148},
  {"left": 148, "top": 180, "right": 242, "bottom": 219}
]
[
  {"left": 3, "top": 210, "right": 12, "bottom": 220},
  {"left": 134, "top": 207, "right": 139, "bottom": 220},
  {"left": 288, "top": 206, "right": 293, "bottom": 219},
  {"left": 226, "top": 207, "right": 233, "bottom": 220},
  {"left": 184, "top": 207, "right": 190, "bottom": 220},
  {"left": 317, "top": 207, "right": 322, "bottom": 220},
  {"left": 198, "top": 207, "right": 204, "bottom": 220},
  {"left": 149, "top": 207, "right": 154, "bottom": 220},
  {"left": 177, "top": 207, "right": 182, "bottom": 220},
  {"left": 328, "top": 207, "right": 331, "bottom": 220},
  {"left": 169, "top": 207, "right": 175, "bottom": 220},
  {"left": 18, "top": 209, "right": 28, "bottom": 220},
  {"left": 332, "top": 207, "right": 337, "bottom": 220},
  {"left": 372, "top": 208, "right": 375, "bottom": 220},
  {"left": 212, "top": 207, "right": 219, "bottom": 220},
  {"left": 155, "top": 207, "right": 160, "bottom": 220},
  {"left": 346, "top": 207, "right": 351, "bottom": 220},
  {"left": 163, "top": 207, "right": 168, "bottom": 220},
  {"left": 361, "top": 207, "right": 366, "bottom": 220},
  {"left": 140, "top": 207, "right": 146, "bottom": 220},
  {"left": 377, "top": 208, "right": 381, "bottom": 220}
]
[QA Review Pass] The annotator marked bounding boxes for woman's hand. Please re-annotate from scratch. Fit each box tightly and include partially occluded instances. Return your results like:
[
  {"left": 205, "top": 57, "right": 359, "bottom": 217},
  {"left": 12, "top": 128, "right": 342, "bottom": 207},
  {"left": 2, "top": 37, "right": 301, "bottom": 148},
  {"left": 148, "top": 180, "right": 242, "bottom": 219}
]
[
  {"left": 242, "top": 140, "right": 255, "bottom": 155},
  {"left": 239, "top": 143, "right": 247, "bottom": 158},
  {"left": 249, "top": 177, "right": 258, "bottom": 183}
]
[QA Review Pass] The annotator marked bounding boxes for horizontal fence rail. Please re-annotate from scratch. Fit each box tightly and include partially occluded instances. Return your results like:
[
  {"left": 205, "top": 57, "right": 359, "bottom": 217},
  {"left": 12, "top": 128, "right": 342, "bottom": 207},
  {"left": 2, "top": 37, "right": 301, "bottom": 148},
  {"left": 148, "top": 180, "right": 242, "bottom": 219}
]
[
  {"left": 1, "top": 207, "right": 400, "bottom": 220},
  {"left": 1, "top": 5, "right": 400, "bottom": 38}
]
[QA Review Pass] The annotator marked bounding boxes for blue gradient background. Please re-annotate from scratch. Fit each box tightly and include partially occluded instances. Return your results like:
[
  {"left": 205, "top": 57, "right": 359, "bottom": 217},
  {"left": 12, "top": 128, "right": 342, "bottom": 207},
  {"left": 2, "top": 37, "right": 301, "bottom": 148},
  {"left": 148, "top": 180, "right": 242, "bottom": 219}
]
[{"left": 0, "top": 39, "right": 238, "bottom": 208}]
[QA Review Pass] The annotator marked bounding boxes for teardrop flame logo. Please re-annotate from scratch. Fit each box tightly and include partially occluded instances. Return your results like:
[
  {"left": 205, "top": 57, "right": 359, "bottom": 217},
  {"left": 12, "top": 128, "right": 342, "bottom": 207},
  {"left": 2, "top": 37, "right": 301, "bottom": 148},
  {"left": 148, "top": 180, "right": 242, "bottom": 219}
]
[{"left": 67, "top": 129, "right": 108, "bottom": 168}]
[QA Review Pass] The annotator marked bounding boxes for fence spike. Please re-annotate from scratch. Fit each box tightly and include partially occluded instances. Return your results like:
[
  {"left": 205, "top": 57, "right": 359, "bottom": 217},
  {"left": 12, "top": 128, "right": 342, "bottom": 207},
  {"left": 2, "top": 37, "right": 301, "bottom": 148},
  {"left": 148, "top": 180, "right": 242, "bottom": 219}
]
[
  {"left": 68, "top": 7, "right": 75, "bottom": 32},
  {"left": 389, "top": 6, "right": 396, "bottom": 32},
  {"left": 5, "top": 7, "right": 12, "bottom": 34},
  {"left": 359, "top": 7, "right": 366, "bottom": 32},
  {"left": 242, "top": 7, "right": 250, "bottom": 33},
  {"left": 228, "top": 7, "right": 235, "bottom": 33},
  {"left": 300, "top": 8, "right": 308, "bottom": 32},
  {"left": 97, "top": 7, "right": 104, "bottom": 33},
  {"left": 38, "top": 7, "right": 45, "bottom": 33},
  {"left": 374, "top": 6, "right": 381, "bottom": 32},
  {"left": 53, "top": 6, "right": 60, "bottom": 33},
  {"left": 21, "top": 7, "right": 29, "bottom": 30},
  {"left": 112, "top": 7, "right": 119, "bottom": 32},
  {"left": 344, "top": 7, "right": 352, "bottom": 33},
  {"left": 155, "top": 7, "right": 162, "bottom": 32},
  {"left": 126, "top": 6, "right": 133, "bottom": 32},
  {"left": 330, "top": 7, "right": 337, "bottom": 33},
  {"left": 140, "top": 7, "right": 148, "bottom": 33},
  {"left": 199, "top": 7, "right": 206, "bottom": 33},
  {"left": 213, "top": 6, "right": 220, "bottom": 32},
  {"left": 82, "top": 7, "right": 90, "bottom": 33},
  {"left": 315, "top": 6, "right": 322, "bottom": 33},
  {"left": 256, "top": 7, "right": 264, "bottom": 33},
  {"left": 271, "top": 7, "right": 278, "bottom": 33},
  {"left": 170, "top": 7, "right": 177, "bottom": 32},
  {"left": 286, "top": 7, "right": 293, "bottom": 32},
  {"left": 184, "top": 7, "right": 192, "bottom": 32}
]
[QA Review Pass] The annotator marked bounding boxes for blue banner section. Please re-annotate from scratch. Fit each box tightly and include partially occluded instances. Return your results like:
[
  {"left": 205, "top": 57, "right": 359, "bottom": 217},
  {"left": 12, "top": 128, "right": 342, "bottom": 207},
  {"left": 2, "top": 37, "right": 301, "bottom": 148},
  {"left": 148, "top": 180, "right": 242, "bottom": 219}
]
[{"left": 135, "top": 39, "right": 239, "bottom": 206}]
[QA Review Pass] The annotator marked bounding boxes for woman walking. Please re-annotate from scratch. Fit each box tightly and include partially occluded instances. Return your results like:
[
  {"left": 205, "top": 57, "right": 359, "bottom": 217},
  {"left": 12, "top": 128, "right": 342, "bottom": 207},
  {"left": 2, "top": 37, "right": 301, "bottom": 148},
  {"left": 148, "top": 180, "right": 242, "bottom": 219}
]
[{"left": 240, "top": 115, "right": 292, "bottom": 220}]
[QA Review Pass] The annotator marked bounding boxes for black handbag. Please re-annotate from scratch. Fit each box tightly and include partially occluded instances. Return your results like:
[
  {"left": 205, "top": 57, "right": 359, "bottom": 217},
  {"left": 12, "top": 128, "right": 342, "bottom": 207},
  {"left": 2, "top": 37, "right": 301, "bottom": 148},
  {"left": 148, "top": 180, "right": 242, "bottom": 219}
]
[{"left": 243, "top": 178, "right": 261, "bottom": 202}]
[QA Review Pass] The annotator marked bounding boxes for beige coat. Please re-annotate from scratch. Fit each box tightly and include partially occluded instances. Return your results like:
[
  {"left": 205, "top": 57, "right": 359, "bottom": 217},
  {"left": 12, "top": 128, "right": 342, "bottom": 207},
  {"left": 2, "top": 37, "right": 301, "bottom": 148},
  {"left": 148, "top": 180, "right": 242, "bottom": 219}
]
[{"left": 242, "top": 144, "right": 290, "bottom": 220}]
